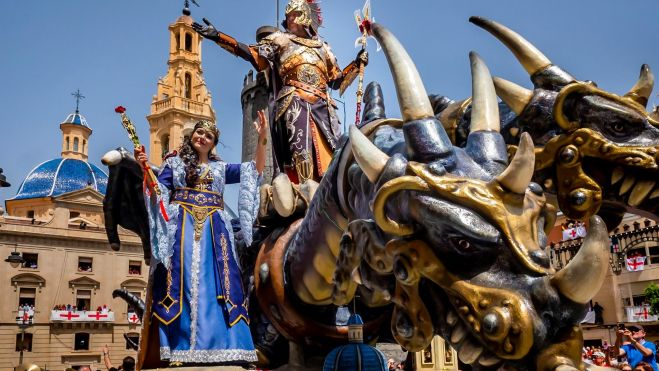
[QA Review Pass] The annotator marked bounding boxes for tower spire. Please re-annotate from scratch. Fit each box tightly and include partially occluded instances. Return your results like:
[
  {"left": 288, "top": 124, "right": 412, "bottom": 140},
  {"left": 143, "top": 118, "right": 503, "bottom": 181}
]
[{"left": 71, "top": 89, "right": 85, "bottom": 113}]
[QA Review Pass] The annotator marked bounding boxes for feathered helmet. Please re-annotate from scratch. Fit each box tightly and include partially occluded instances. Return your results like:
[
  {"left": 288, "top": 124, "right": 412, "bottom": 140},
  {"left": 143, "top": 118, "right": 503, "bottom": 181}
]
[{"left": 285, "top": 0, "right": 323, "bottom": 35}]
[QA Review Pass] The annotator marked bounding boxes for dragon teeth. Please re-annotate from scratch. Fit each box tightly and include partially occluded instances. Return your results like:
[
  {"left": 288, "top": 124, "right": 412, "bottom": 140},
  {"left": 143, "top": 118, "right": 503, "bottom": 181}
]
[
  {"left": 478, "top": 352, "right": 501, "bottom": 367},
  {"left": 629, "top": 180, "right": 656, "bottom": 206},
  {"left": 611, "top": 166, "right": 625, "bottom": 185},
  {"left": 458, "top": 339, "right": 483, "bottom": 365},
  {"left": 650, "top": 188, "right": 659, "bottom": 200},
  {"left": 446, "top": 310, "right": 458, "bottom": 326},
  {"left": 619, "top": 174, "right": 637, "bottom": 196},
  {"left": 451, "top": 323, "right": 467, "bottom": 344}
]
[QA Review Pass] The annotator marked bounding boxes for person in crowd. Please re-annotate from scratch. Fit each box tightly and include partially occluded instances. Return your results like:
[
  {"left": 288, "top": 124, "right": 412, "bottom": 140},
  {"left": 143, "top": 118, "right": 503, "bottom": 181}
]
[
  {"left": 103, "top": 345, "right": 136, "bottom": 371},
  {"left": 615, "top": 325, "right": 658, "bottom": 370},
  {"left": 635, "top": 362, "right": 655, "bottom": 371}
]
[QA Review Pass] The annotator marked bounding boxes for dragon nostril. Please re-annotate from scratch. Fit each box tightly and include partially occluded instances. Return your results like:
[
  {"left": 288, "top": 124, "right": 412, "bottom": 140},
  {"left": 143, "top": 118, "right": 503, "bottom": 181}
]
[
  {"left": 395, "top": 312, "right": 414, "bottom": 338},
  {"left": 394, "top": 259, "right": 409, "bottom": 281},
  {"left": 483, "top": 313, "right": 499, "bottom": 334}
]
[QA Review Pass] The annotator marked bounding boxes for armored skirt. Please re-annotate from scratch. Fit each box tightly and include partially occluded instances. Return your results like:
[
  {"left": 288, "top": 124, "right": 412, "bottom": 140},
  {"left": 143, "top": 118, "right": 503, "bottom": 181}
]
[{"left": 142, "top": 156, "right": 259, "bottom": 365}]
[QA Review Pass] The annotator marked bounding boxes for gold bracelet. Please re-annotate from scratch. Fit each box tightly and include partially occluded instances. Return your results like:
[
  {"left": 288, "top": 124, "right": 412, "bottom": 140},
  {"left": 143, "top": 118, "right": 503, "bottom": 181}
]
[{"left": 261, "top": 137, "right": 268, "bottom": 145}]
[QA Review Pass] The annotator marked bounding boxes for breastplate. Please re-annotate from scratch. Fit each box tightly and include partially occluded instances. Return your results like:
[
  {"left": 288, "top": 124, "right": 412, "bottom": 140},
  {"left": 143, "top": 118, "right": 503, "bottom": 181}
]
[{"left": 278, "top": 40, "right": 329, "bottom": 89}]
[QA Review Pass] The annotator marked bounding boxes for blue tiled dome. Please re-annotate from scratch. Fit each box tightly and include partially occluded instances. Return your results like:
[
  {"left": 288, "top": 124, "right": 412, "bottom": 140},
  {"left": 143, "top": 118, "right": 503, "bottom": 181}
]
[
  {"left": 11, "top": 158, "right": 108, "bottom": 200},
  {"left": 323, "top": 343, "right": 387, "bottom": 371},
  {"left": 63, "top": 111, "right": 89, "bottom": 128}
]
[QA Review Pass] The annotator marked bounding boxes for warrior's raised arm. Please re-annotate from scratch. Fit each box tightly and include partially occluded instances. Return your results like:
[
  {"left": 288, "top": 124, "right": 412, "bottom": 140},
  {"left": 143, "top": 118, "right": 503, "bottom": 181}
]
[
  {"left": 192, "top": 16, "right": 367, "bottom": 94},
  {"left": 193, "top": 0, "right": 367, "bottom": 185}
]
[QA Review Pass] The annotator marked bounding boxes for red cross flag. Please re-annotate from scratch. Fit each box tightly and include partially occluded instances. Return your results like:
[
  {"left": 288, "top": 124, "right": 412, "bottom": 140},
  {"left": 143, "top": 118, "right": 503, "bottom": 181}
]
[
  {"left": 128, "top": 312, "right": 141, "bottom": 324},
  {"left": 626, "top": 256, "right": 646, "bottom": 272},
  {"left": 60, "top": 311, "right": 80, "bottom": 320}
]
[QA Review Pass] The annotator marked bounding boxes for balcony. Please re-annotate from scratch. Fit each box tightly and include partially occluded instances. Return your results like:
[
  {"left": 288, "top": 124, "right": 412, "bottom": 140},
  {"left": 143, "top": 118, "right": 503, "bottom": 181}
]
[
  {"left": 50, "top": 310, "right": 115, "bottom": 329},
  {"left": 16, "top": 309, "right": 34, "bottom": 325},
  {"left": 625, "top": 305, "right": 659, "bottom": 323},
  {"left": 151, "top": 96, "right": 210, "bottom": 116},
  {"left": 550, "top": 221, "right": 659, "bottom": 273}
]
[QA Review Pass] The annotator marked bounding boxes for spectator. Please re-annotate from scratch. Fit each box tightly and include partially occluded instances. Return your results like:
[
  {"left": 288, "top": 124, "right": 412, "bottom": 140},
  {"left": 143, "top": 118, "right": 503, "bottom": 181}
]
[
  {"left": 620, "top": 364, "right": 633, "bottom": 371},
  {"left": 615, "top": 325, "right": 658, "bottom": 370},
  {"left": 79, "top": 367, "right": 92, "bottom": 371},
  {"left": 636, "top": 362, "right": 655, "bottom": 371},
  {"left": 103, "top": 344, "right": 136, "bottom": 371},
  {"left": 387, "top": 358, "right": 396, "bottom": 371}
]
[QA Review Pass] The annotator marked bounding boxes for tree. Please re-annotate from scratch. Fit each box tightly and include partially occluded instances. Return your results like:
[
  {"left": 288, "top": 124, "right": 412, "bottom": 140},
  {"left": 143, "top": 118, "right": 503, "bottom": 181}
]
[{"left": 643, "top": 283, "right": 659, "bottom": 315}]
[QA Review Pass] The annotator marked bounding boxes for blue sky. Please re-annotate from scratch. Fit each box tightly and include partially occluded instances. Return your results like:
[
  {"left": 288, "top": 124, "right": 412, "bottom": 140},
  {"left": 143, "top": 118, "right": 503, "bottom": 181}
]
[{"left": 1, "top": 1, "right": 658, "bottom": 210}]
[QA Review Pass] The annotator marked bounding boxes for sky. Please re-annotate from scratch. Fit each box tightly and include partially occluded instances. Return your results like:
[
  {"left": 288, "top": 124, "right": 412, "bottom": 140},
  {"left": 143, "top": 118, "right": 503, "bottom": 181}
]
[{"left": 1, "top": 1, "right": 658, "bottom": 210}]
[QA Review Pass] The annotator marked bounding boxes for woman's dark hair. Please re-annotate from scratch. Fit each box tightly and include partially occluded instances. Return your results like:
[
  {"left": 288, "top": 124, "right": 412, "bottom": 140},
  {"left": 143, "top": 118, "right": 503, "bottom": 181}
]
[{"left": 179, "top": 121, "right": 219, "bottom": 186}]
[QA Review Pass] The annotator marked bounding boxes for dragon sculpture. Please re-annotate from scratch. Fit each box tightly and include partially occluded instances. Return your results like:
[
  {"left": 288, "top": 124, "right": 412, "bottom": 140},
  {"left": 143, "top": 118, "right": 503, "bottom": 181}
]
[
  {"left": 101, "top": 17, "right": 659, "bottom": 371},
  {"left": 438, "top": 17, "right": 659, "bottom": 229}
]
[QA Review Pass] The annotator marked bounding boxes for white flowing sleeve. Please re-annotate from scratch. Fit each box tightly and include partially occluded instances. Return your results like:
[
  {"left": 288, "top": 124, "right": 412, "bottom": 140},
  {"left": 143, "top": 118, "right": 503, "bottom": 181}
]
[
  {"left": 144, "top": 158, "right": 182, "bottom": 269},
  {"left": 238, "top": 160, "right": 261, "bottom": 247}
]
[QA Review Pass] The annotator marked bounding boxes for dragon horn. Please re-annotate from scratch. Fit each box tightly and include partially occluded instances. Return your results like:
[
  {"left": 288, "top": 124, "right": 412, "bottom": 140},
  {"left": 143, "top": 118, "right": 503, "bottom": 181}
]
[
  {"left": 469, "top": 16, "right": 574, "bottom": 88},
  {"left": 469, "top": 52, "right": 500, "bottom": 132},
  {"left": 624, "top": 64, "right": 654, "bottom": 108},
  {"left": 494, "top": 132, "right": 534, "bottom": 194},
  {"left": 550, "top": 216, "right": 609, "bottom": 304},
  {"left": 349, "top": 124, "right": 390, "bottom": 183},
  {"left": 371, "top": 23, "right": 453, "bottom": 162},
  {"left": 493, "top": 77, "right": 534, "bottom": 115},
  {"left": 371, "top": 23, "right": 434, "bottom": 121}
]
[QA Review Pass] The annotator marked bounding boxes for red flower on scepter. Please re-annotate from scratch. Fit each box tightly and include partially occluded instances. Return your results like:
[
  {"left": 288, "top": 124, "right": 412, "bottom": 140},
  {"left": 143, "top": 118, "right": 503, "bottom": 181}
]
[{"left": 114, "top": 106, "right": 126, "bottom": 113}]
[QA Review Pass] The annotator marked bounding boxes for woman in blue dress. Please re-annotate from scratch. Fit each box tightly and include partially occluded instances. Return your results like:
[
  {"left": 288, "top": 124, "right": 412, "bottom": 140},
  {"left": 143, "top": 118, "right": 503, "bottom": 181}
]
[{"left": 135, "top": 111, "right": 268, "bottom": 367}]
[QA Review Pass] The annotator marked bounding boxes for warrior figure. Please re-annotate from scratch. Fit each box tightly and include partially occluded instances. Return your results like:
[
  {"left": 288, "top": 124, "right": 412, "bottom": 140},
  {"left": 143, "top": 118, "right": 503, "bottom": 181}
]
[{"left": 193, "top": 0, "right": 368, "bottom": 183}]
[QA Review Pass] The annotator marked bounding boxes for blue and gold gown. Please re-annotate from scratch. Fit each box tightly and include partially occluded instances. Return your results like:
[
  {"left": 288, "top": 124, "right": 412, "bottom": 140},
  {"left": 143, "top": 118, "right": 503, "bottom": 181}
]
[{"left": 144, "top": 156, "right": 259, "bottom": 364}]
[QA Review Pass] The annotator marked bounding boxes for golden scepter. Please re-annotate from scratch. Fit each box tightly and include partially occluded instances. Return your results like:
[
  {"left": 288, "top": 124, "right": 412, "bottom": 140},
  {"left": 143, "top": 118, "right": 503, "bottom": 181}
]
[{"left": 114, "top": 106, "right": 161, "bottom": 196}]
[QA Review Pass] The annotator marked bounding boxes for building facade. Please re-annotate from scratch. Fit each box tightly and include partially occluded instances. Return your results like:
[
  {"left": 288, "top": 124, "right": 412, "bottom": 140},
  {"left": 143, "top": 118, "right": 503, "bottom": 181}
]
[
  {"left": 549, "top": 214, "right": 659, "bottom": 346},
  {"left": 0, "top": 12, "right": 216, "bottom": 369},
  {"left": 1, "top": 108, "right": 144, "bottom": 370}
]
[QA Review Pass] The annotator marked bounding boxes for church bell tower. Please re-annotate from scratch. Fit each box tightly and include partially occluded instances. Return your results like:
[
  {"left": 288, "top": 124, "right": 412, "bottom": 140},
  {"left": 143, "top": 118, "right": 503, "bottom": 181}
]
[{"left": 146, "top": 10, "right": 216, "bottom": 166}]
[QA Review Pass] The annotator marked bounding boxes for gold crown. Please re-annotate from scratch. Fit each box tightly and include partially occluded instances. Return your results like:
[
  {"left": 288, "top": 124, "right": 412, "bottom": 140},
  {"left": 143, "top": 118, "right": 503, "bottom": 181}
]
[{"left": 196, "top": 120, "right": 220, "bottom": 140}]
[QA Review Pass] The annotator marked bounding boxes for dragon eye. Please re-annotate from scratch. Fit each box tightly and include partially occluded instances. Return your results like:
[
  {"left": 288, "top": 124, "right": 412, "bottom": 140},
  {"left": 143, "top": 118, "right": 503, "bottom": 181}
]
[
  {"left": 612, "top": 123, "right": 625, "bottom": 132},
  {"left": 458, "top": 239, "right": 471, "bottom": 251}
]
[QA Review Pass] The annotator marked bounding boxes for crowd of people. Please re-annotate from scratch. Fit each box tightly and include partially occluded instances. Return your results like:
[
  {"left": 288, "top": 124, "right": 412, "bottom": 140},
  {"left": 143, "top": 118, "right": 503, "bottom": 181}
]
[
  {"left": 52, "top": 304, "right": 112, "bottom": 313},
  {"left": 582, "top": 325, "right": 659, "bottom": 370},
  {"left": 387, "top": 358, "right": 408, "bottom": 370}
]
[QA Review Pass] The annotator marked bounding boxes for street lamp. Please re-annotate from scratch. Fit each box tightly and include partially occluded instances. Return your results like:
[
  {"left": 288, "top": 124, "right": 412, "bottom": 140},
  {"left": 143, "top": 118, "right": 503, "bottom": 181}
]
[
  {"left": 16, "top": 309, "right": 33, "bottom": 365},
  {"left": 0, "top": 168, "right": 10, "bottom": 187},
  {"left": 5, "top": 245, "right": 24, "bottom": 268}
]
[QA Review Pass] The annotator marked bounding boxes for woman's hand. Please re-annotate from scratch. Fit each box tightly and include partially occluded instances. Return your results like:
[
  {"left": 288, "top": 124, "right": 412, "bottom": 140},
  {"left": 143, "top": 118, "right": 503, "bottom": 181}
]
[
  {"left": 253, "top": 110, "right": 269, "bottom": 175},
  {"left": 253, "top": 110, "right": 269, "bottom": 145},
  {"left": 134, "top": 145, "right": 148, "bottom": 168}
]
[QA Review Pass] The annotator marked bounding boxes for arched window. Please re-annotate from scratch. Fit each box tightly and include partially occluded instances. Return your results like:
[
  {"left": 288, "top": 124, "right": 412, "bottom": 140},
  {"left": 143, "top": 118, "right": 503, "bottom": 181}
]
[
  {"left": 175, "top": 32, "right": 180, "bottom": 50},
  {"left": 73, "top": 137, "right": 79, "bottom": 152},
  {"left": 161, "top": 134, "right": 170, "bottom": 158},
  {"left": 185, "top": 33, "right": 193, "bottom": 52},
  {"left": 66, "top": 137, "right": 70, "bottom": 151},
  {"left": 184, "top": 73, "right": 192, "bottom": 99},
  {"left": 82, "top": 139, "right": 87, "bottom": 153}
]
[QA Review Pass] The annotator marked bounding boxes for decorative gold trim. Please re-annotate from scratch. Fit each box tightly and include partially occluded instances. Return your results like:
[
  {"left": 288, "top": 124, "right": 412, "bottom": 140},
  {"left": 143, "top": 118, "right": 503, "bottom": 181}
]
[{"left": 554, "top": 82, "right": 659, "bottom": 132}]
